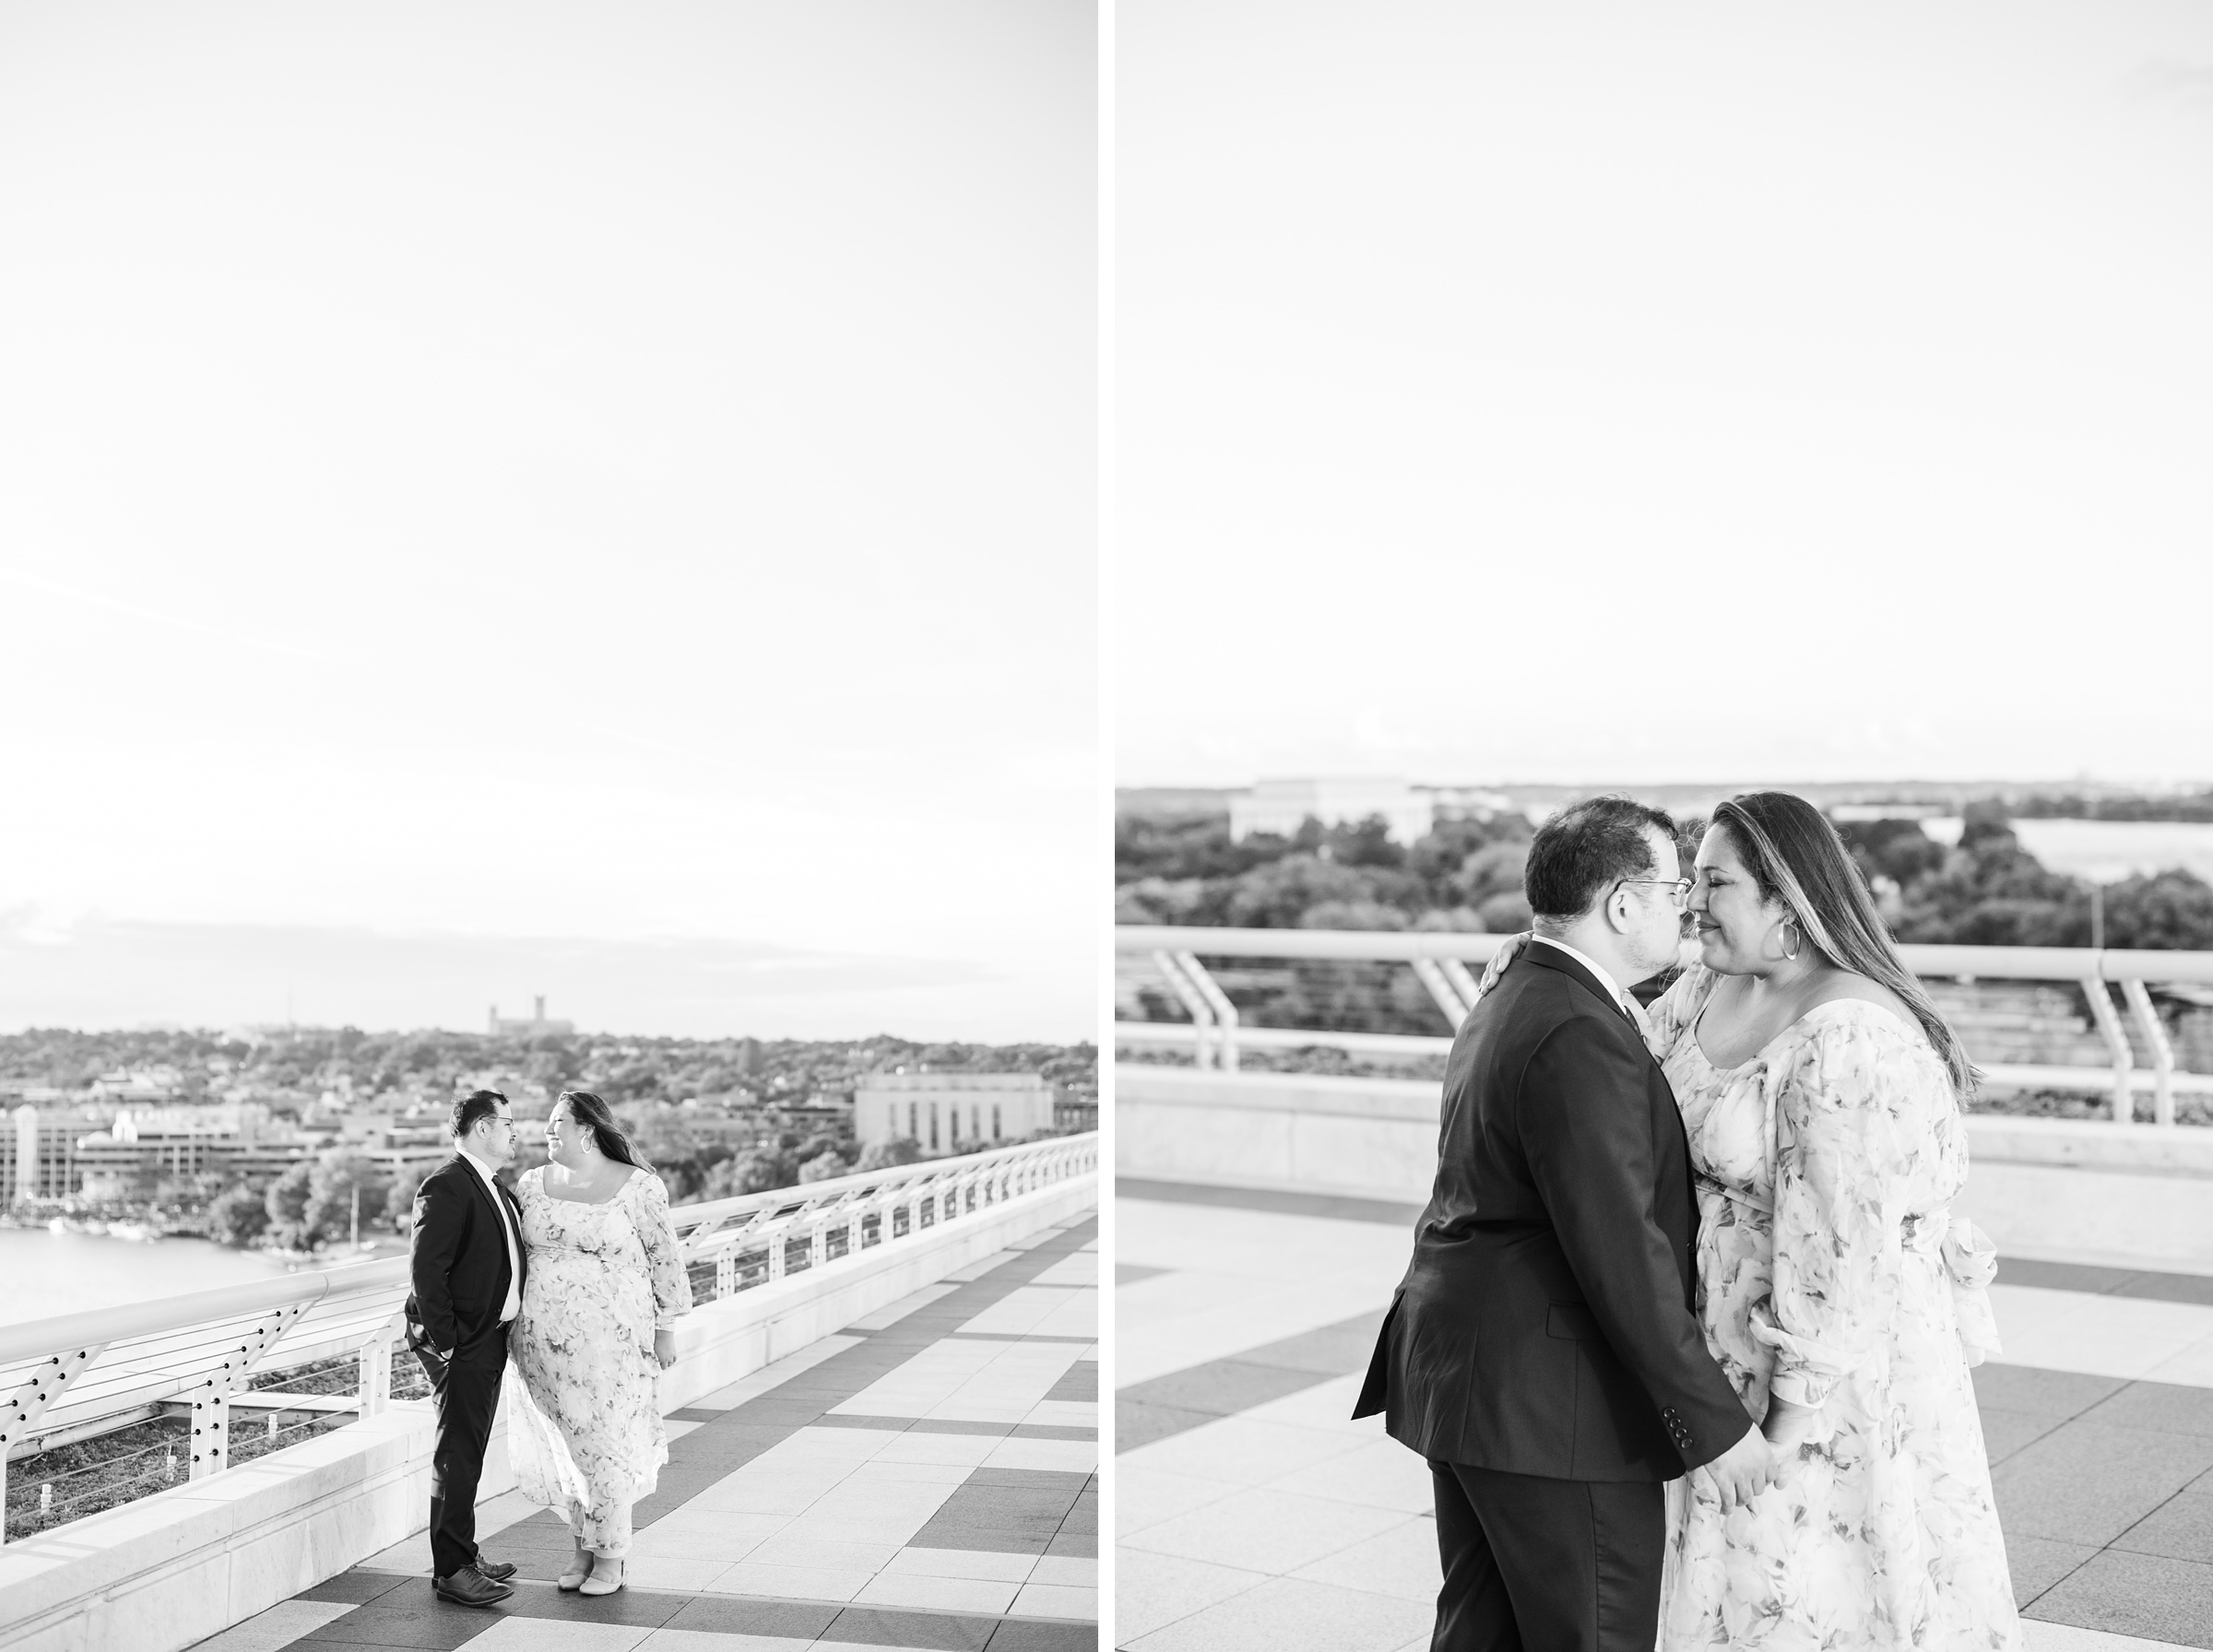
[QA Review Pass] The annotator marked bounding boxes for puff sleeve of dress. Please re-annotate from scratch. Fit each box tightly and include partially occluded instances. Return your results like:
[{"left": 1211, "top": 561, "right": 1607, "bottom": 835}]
[
  {"left": 628, "top": 1170, "right": 693, "bottom": 1331},
  {"left": 1752, "top": 1009, "right": 1932, "bottom": 1409}
]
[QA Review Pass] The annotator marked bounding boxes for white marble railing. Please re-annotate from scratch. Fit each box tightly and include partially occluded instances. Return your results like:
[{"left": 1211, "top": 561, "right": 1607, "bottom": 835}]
[
  {"left": 0, "top": 1133, "right": 1097, "bottom": 1541},
  {"left": 1116, "top": 925, "right": 2213, "bottom": 1124}
]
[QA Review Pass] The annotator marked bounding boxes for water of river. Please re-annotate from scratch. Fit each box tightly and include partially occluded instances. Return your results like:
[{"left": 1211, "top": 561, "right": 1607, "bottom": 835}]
[
  {"left": 1920, "top": 818, "right": 2213, "bottom": 884},
  {"left": 0, "top": 1228, "right": 294, "bottom": 1328}
]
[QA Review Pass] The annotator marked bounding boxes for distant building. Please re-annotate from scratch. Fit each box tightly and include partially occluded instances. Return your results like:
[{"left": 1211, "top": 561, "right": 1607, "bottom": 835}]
[
  {"left": 1230, "top": 778, "right": 1434, "bottom": 845},
  {"left": 1054, "top": 1097, "right": 1099, "bottom": 1134},
  {"left": 6, "top": 1104, "right": 104, "bottom": 1203},
  {"left": 489, "top": 996, "right": 575, "bottom": 1037},
  {"left": 1423, "top": 785, "right": 1518, "bottom": 822},
  {"left": 71, "top": 1103, "right": 310, "bottom": 1199},
  {"left": 87, "top": 1068, "right": 186, "bottom": 1104},
  {"left": 853, "top": 1072, "right": 1056, "bottom": 1154}
]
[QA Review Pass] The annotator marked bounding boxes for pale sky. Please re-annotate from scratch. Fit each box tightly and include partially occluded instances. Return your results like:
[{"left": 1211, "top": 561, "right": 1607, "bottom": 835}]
[
  {"left": 1118, "top": 1, "right": 2213, "bottom": 789},
  {"left": 0, "top": 0, "right": 1095, "bottom": 1040}
]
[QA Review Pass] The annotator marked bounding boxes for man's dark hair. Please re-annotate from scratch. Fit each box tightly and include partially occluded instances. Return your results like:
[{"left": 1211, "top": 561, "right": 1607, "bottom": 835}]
[
  {"left": 1523, "top": 796, "right": 1679, "bottom": 922},
  {"left": 450, "top": 1089, "right": 508, "bottom": 1139}
]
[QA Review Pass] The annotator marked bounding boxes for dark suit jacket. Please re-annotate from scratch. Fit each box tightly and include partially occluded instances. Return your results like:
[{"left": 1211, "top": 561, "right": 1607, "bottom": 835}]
[
  {"left": 1354, "top": 942, "right": 1752, "bottom": 1481},
  {"left": 405, "top": 1154, "right": 527, "bottom": 1359}
]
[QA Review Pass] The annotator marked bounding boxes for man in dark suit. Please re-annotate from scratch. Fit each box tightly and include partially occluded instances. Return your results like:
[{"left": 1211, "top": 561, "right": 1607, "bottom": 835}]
[
  {"left": 407, "top": 1089, "right": 527, "bottom": 1608},
  {"left": 1355, "top": 796, "right": 1775, "bottom": 1652}
]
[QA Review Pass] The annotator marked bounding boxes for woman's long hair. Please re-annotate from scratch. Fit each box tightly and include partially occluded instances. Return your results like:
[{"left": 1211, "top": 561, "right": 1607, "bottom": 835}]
[
  {"left": 1710, "top": 791, "right": 1980, "bottom": 1098},
  {"left": 557, "top": 1090, "right": 650, "bottom": 1170}
]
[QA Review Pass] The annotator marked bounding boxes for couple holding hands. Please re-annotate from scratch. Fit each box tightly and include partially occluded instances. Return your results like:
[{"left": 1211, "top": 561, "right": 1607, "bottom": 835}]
[
  {"left": 404, "top": 1087, "right": 692, "bottom": 1606},
  {"left": 1360, "top": 792, "right": 2020, "bottom": 1650}
]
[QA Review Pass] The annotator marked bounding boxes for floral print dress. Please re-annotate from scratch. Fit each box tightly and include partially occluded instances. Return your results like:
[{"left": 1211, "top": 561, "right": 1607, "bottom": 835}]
[
  {"left": 1648, "top": 965, "right": 2019, "bottom": 1650},
  {"left": 503, "top": 1165, "right": 692, "bottom": 1556}
]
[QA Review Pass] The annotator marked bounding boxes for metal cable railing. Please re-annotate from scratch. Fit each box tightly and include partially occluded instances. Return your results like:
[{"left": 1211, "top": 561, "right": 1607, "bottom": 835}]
[
  {"left": 1115, "top": 925, "right": 2213, "bottom": 1124},
  {"left": 0, "top": 1131, "right": 1096, "bottom": 1540}
]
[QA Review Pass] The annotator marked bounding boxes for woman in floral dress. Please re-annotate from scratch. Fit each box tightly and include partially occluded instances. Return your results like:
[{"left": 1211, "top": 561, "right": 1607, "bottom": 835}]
[
  {"left": 1643, "top": 792, "right": 2018, "bottom": 1648},
  {"left": 504, "top": 1090, "right": 691, "bottom": 1597}
]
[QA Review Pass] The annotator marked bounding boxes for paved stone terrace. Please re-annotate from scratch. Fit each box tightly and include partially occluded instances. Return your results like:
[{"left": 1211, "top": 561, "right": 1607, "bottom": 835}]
[
  {"left": 188, "top": 1213, "right": 1097, "bottom": 1652},
  {"left": 1117, "top": 1180, "right": 2213, "bottom": 1652}
]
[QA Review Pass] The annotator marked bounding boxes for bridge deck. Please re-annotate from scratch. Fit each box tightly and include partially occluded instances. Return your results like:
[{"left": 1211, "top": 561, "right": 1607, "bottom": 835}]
[
  {"left": 1117, "top": 1183, "right": 2213, "bottom": 1652},
  {"left": 188, "top": 1214, "right": 1096, "bottom": 1652}
]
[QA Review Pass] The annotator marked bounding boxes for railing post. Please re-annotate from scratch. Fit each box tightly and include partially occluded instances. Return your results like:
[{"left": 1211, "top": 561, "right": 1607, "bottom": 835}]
[
  {"left": 1413, "top": 955, "right": 1471, "bottom": 1032},
  {"left": 190, "top": 1303, "right": 306, "bottom": 1481},
  {"left": 1176, "top": 950, "right": 1240, "bottom": 1071},
  {"left": 716, "top": 1249, "right": 737, "bottom": 1298},
  {"left": 1, "top": 1345, "right": 103, "bottom": 1540},
  {"left": 2081, "top": 970, "right": 2136, "bottom": 1123},
  {"left": 357, "top": 1316, "right": 398, "bottom": 1419},
  {"left": 809, "top": 1219, "right": 827, "bottom": 1270},
  {"left": 189, "top": 1376, "right": 231, "bottom": 1480},
  {"left": 2119, "top": 978, "right": 2177, "bottom": 1127},
  {"left": 1154, "top": 950, "right": 1217, "bottom": 1067},
  {"left": 1440, "top": 957, "right": 1484, "bottom": 1019}
]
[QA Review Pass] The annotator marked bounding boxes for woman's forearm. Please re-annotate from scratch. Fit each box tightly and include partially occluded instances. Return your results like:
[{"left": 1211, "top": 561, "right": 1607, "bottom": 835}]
[{"left": 1763, "top": 1394, "right": 1820, "bottom": 1447}]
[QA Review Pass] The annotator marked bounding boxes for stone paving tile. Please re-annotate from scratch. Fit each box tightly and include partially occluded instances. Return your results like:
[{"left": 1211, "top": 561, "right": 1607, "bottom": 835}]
[
  {"left": 1118, "top": 1552, "right": 1272, "bottom": 1644},
  {"left": 2006, "top": 1535, "right": 2102, "bottom": 1609},
  {"left": 1118, "top": 1466, "right": 1244, "bottom": 1538},
  {"left": 1263, "top": 1436, "right": 1435, "bottom": 1514},
  {"left": 1124, "top": 1573, "right": 1432, "bottom": 1652},
  {"left": 821, "top": 1606, "right": 1000, "bottom": 1649},
  {"left": 1118, "top": 1177, "right": 1422, "bottom": 1228},
  {"left": 1999, "top": 1259, "right": 2213, "bottom": 1312},
  {"left": 1980, "top": 1406, "right": 2069, "bottom": 1466},
  {"left": 1124, "top": 1486, "right": 1411, "bottom": 1575},
  {"left": 980, "top": 1622, "right": 1093, "bottom": 1652},
  {"left": 1286, "top": 1516, "right": 1438, "bottom": 1602},
  {"left": 2000, "top": 1260, "right": 2149, "bottom": 1295},
  {"left": 1042, "top": 1362, "right": 1095, "bottom": 1404},
  {"left": 1115, "top": 1312, "right": 1392, "bottom": 1453},
  {"left": 2027, "top": 1548, "right": 2213, "bottom": 1648},
  {"left": 463, "top": 1625, "right": 655, "bottom": 1650},
  {"left": 1971, "top": 1363, "right": 2131, "bottom": 1421},
  {"left": 1121, "top": 1359, "right": 1327, "bottom": 1420},
  {"left": 1117, "top": 1399, "right": 1213, "bottom": 1452},
  {"left": 2112, "top": 1470, "right": 2213, "bottom": 1562},
  {"left": 299, "top": 1587, "right": 507, "bottom": 1648},
  {"left": 1994, "top": 1420, "right": 2213, "bottom": 1547},
  {"left": 299, "top": 1574, "right": 415, "bottom": 1606},
  {"left": 650, "top": 1595, "right": 842, "bottom": 1638},
  {"left": 2082, "top": 1379, "right": 2213, "bottom": 1438},
  {"left": 185, "top": 1601, "right": 363, "bottom": 1652}
]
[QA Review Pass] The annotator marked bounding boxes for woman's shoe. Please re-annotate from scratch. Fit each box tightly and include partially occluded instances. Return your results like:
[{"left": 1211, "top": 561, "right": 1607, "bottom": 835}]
[
  {"left": 579, "top": 1560, "right": 624, "bottom": 1597},
  {"left": 556, "top": 1552, "right": 594, "bottom": 1591}
]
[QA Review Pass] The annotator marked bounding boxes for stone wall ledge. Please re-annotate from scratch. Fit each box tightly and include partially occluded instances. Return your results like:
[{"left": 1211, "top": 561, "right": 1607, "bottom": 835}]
[
  {"left": 1118, "top": 1065, "right": 2213, "bottom": 1173},
  {"left": 1117, "top": 1064, "right": 2213, "bottom": 1274}
]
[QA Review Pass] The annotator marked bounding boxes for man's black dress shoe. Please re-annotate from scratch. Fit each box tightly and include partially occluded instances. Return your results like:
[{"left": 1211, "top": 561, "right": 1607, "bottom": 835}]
[
  {"left": 474, "top": 1557, "right": 518, "bottom": 1584},
  {"left": 432, "top": 1564, "right": 514, "bottom": 1607}
]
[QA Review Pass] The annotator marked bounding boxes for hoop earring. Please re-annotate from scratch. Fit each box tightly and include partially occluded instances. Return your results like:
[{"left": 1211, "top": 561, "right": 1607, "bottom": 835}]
[{"left": 1779, "top": 918, "right": 1802, "bottom": 962}]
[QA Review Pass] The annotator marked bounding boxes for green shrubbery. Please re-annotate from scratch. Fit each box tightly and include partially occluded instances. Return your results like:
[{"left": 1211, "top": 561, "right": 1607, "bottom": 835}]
[{"left": 1118, "top": 801, "right": 2213, "bottom": 952}]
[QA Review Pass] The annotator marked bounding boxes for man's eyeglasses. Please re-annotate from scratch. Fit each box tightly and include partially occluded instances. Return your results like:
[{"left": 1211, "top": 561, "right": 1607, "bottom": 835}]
[{"left": 1620, "top": 878, "right": 1694, "bottom": 909}]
